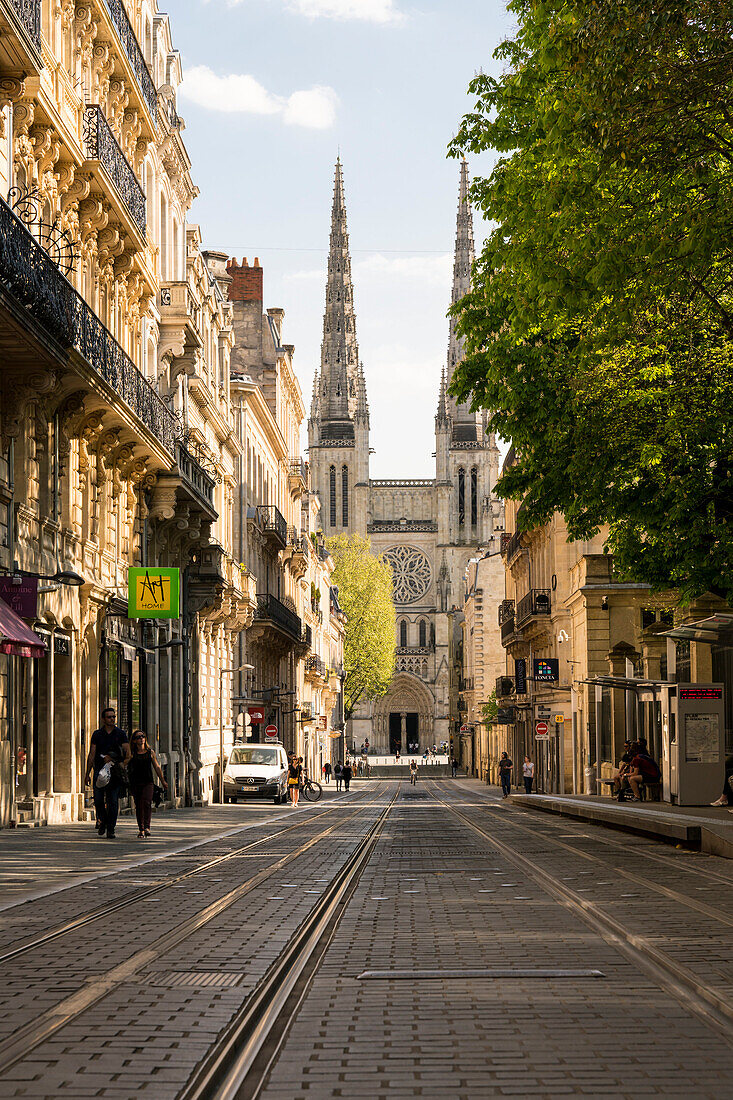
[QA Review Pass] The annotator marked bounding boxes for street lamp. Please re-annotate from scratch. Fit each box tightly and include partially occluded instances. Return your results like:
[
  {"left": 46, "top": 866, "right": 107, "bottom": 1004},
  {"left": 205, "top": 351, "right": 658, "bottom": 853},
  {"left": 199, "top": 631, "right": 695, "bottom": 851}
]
[
  {"left": 219, "top": 663, "right": 254, "bottom": 805},
  {"left": 13, "top": 567, "right": 86, "bottom": 593}
]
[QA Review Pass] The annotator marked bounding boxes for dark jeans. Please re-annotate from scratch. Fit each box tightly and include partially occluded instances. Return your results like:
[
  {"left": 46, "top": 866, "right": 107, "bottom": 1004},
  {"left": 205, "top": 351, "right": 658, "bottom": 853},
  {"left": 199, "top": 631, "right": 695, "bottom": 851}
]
[
  {"left": 523, "top": 776, "right": 534, "bottom": 794},
  {"left": 94, "top": 781, "right": 121, "bottom": 835},
  {"left": 336, "top": 777, "right": 342, "bottom": 790},
  {"left": 344, "top": 779, "right": 350, "bottom": 790},
  {"left": 132, "top": 782, "right": 153, "bottom": 832},
  {"left": 500, "top": 774, "right": 511, "bottom": 796}
]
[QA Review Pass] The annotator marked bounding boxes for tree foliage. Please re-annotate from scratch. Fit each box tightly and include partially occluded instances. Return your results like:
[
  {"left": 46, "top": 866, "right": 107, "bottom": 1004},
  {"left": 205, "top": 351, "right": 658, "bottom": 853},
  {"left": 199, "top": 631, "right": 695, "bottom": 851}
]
[
  {"left": 449, "top": 0, "right": 733, "bottom": 602},
  {"left": 327, "top": 534, "right": 396, "bottom": 718}
]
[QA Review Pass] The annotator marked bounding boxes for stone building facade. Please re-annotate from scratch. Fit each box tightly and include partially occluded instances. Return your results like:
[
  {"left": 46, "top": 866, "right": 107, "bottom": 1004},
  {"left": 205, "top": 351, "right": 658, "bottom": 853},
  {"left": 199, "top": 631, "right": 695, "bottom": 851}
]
[{"left": 308, "top": 159, "right": 505, "bottom": 755}]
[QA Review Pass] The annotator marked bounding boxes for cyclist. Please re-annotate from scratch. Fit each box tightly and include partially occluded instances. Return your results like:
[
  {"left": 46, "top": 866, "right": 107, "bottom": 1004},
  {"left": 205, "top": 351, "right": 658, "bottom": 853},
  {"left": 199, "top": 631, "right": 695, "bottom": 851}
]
[{"left": 409, "top": 759, "right": 418, "bottom": 785}]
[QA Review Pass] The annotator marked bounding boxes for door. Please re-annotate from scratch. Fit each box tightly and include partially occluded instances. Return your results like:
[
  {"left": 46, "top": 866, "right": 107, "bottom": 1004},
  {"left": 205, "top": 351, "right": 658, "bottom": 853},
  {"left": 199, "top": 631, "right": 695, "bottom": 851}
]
[
  {"left": 405, "top": 713, "right": 419, "bottom": 753},
  {"left": 389, "top": 713, "right": 401, "bottom": 755}
]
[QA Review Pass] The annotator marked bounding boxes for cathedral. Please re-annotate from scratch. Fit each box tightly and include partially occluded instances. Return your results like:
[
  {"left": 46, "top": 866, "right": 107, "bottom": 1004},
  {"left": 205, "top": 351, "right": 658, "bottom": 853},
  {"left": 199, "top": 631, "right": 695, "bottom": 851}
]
[{"left": 308, "top": 159, "right": 504, "bottom": 753}]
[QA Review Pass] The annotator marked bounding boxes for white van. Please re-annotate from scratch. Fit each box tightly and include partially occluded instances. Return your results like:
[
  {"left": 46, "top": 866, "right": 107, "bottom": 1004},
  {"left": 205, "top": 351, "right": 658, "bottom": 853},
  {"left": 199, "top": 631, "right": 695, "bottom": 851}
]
[{"left": 223, "top": 743, "right": 289, "bottom": 804}]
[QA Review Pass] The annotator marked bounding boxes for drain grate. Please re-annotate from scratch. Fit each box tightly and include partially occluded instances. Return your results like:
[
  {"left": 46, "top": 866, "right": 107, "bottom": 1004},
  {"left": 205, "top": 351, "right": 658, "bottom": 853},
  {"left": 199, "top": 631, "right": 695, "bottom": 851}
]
[
  {"left": 357, "top": 968, "right": 604, "bottom": 980},
  {"left": 144, "top": 971, "right": 245, "bottom": 988}
]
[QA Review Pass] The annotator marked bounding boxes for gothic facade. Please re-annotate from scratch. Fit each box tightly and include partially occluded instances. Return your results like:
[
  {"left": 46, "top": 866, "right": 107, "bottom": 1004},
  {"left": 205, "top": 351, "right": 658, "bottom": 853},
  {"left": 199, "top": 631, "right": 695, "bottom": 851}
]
[{"left": 309, "top": 160, "right": 505, "bottom": 754}]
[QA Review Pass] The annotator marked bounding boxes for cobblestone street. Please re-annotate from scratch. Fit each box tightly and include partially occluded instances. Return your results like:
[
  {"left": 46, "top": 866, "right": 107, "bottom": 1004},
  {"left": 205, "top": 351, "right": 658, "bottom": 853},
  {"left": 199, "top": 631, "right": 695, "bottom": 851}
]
[{"left": 0, "top": 780, "right": 730, "bottom": 1098}]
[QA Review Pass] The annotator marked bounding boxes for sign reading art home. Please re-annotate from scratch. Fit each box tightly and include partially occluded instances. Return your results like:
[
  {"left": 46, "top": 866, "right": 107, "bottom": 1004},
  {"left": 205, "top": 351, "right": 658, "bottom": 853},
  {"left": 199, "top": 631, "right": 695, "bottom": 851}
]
[{"left": 128, "top": 568, "right": 180, "bottom": 619}]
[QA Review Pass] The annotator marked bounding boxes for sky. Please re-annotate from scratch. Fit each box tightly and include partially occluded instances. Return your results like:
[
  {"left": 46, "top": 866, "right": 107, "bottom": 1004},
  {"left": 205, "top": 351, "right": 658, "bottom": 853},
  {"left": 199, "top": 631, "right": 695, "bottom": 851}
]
[{"left": 170, "top": 0, "right": 515, "bottom": 477}]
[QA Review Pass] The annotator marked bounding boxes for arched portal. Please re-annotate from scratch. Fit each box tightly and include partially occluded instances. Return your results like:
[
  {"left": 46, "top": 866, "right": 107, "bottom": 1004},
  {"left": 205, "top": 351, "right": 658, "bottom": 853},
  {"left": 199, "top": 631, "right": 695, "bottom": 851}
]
[{"left": 373, "top": 672, "right": 434, "bottom": 755}]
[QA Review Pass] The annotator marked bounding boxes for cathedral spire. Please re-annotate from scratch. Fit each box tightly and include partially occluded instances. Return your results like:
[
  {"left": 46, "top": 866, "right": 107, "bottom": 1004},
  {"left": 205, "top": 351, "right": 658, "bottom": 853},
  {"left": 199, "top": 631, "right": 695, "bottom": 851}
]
[
  {"left": 436, "top": 365, "right": 449, "bottom": 427},
  {"left": 445, "top": 158, "right": 481, "bottom": 443},
  {"left": 315, "top": 157, "right": 364, "bottom": 442}
]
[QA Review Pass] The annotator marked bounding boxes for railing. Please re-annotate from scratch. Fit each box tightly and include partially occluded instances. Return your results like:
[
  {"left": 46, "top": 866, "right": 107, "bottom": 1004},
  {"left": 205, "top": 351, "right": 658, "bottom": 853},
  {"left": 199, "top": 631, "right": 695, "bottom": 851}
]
[
  {"left": 301, "top": 624, "right": 312, "bottom": 649},
  {"left": 254, "top": 592, "right": 302, "bottom": 642},
  {"left": 500, "top": 617, "right": 516, "bottom": 645},
  {"left": 368, "top": 520, "right": 438, "bottom": 533},
  {"left": 83, "top": 105, "right": 145, "bottom": 237},
  {"left": 496, "top": 675, "right": 515, "bottom": 698},
  {"left": 498, "top": 599, "right": 515, "bottom": 626},
  {"left": 175, "top": 441, "right": 215, "bottom": 509},
  {"left": 287, "top": 527, "right": 309, "bottom": 553},
  {"left": 305, "top": 654, "right": 327, "bottom": 679},
  {"left": 396, "top": 646, "right": 432, "bottom": 656},
  {"left": 289, "top": 458, "right": 307, "bottom": 482},
  {"left": 503, "top": 530, "right": 524, "bottom": 562},
  {"left": 6, "top": 0, "right": 41, "bottom": 51},
  {"left": 0, "top": 196, "right": 175, "bottom": 453},
  {"left": 104, "top": 0, "right": 156, "bottom": 118},
  {"left": 257, "top": 505, "right": 287, "bottom": 546},
  {"left": 299, "top": 701, "right": 313, "bottom": 720},
  {"left": 515, "top": 588, "right": 552, "bottom": 626},
  {"left": 457, "top": 695, "right": 467, "bottom": 712}
]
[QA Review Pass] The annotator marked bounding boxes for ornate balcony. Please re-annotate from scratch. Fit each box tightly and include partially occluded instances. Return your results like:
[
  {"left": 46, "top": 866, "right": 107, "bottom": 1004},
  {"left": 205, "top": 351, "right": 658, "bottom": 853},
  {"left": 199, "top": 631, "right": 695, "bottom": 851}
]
[
  {"left": 498, "top": 599, "right": 515, "bottom": 626},
  {"left": 305, "top": 654, "right": 328, "bottom": 682},
  {"left": 496, "top": 675, "right": 515, "bottom": 698},
  {"left": 175, "top": 441, "right": 216, "bottom": 513},
  {"left": 83, "top": 105, "right": 145, "bottom": 238},
  {"left": 103, "top": 0, "right": 156, "bottom": 119},
  {"left": 515, "top": 588, "right": 552, "bottom": 626},
  {"left": 285, "top": 527, "right": 309, "bottom": 578},
  {"left": 254, "top": 592, "right": 302, "bottom": 644},
  {"left": 257, "top": 505, "right": 287, "bottom": 549},
  {"left": 0, "top": 0, "right": 41, "bottom": 56},
  {"left": 500, "top": 616, "right": 517, "bottom": 646},
  {"left": 288, "top": 458, "right": 307, "bottom": 494},
  {"left": 503, "top": 530, "right": 524, "bottom": 564},
  {"left": 0, "top": 195, "right": 175, "bottom": 454}
]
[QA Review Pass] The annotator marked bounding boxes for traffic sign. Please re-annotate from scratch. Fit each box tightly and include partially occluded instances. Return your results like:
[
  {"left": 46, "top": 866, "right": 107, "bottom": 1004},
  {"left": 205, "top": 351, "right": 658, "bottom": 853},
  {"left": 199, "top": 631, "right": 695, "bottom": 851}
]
[
  {"left": 554, "top": 714, "right": 565, "bottom": 724},
  {"left": 535, "top": 721, "right": 548, "bottom": 735},
  {"left": 264, "top": 724, "right": 278, "bottom": 739},
  {"left": 460, "top": 724, "right": 471, "bottom": 732},
  {"left": 535, "top": 733, "right": 551, "bottom": 741}
]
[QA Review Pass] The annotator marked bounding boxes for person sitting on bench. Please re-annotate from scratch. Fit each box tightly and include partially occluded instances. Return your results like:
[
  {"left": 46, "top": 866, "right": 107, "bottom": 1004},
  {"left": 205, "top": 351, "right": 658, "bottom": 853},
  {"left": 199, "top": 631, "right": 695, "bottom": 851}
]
[
  {"left": 612, "top": 740, "right": 634, "bottom": 794},
  {"left": 626, "top": 739, "right": 661, "bottom": 801}
]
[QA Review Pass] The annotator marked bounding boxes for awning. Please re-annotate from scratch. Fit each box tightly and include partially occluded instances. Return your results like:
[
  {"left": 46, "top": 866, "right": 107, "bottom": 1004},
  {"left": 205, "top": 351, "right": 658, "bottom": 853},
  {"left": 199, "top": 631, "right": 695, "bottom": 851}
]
[
  {"left": 661, "top": 614, "right": 733, "bottom": 645},
  {"left": 0, "top": 599, "right": 47, "bottom": 658}
]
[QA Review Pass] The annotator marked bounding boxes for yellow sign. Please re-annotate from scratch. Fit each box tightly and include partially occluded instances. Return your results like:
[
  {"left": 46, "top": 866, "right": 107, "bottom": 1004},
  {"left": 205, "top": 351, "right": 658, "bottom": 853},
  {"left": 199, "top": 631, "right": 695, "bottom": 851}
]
[
  {"left": 128, "top": 567, "right": 180, "bottom": 619},
  {"left": 554, "top": 714, "right": 565, "bottom": 724}
]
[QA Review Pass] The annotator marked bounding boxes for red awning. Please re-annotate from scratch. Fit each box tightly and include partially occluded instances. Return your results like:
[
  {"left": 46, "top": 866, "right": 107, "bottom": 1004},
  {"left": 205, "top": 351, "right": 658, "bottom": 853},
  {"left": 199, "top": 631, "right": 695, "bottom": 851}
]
[{"left": 0, "top": 598, "right": 47, "bottom": 658}]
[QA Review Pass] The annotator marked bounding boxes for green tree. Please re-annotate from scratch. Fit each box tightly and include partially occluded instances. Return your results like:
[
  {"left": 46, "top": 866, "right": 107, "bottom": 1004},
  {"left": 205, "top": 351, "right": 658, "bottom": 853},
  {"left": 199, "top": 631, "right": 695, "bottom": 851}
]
[
  {"left": 449, "top": 1, "right": 733, "bottom": 602},
  {"left": 327, "top": 534, "right": 396, "bottom": 718},
  {"left": 481, "top": 690, "right": 498, "bottom": 725}
]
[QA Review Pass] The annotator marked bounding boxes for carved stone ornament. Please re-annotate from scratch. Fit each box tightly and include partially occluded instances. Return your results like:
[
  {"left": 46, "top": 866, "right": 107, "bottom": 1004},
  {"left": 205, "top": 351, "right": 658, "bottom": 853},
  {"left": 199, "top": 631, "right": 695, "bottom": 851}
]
[{"left": 382, "top": 545, "right": 432, "bottom": 605}]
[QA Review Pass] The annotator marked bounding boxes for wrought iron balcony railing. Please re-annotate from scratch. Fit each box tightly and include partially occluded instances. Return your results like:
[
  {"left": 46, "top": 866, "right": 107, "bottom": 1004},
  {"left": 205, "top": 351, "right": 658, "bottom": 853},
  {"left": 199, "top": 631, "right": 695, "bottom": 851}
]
[
  {"left": 305, "top": 654, "right": 327, "bottom": 679},
  {"left": 496, "top": 675, "right": 516, "bottom": 698},
  {"left": 515, "top": 588, "right": 552, "bottom": 626},
  {"left": 0, "top": 196, "right": 175, "bottom": 453},
  {"left": 301, "top": 624, "right": 312, "bottom": 649},
  {"left": 500, "top": 617, "right": 516, "bottom": 645},
  {"left": 5, "top": 0, "right": 41, "bottom": 52},
  {"left": 498, "top": 599, "right": 515, "bottom": 626},
  {"left": 254, "top": 592, "right": 302, "bottom": 642},
  {"left": 83, "top": 105, "right": 145, "bottom": 237},
  {"left": 257, "top": 505, "right": 287, "bottom": 547},
  {"left": 175, "top": 441, "right": 215, "bottom": 510},
  {"left": 503, "top": 530, "right": 524, "bottom": 562},
  {"left": 104, "top": 0, "right": 156, "bottom": 119},
  {"left": 289, "top": 458, "right": 307, "bottom": 482}
]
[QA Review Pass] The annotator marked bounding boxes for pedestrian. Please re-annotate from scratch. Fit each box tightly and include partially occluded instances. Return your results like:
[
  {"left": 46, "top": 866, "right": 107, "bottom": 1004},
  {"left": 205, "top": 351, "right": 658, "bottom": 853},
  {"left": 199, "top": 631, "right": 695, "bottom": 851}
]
[
  {"left": 127, "top": 730, "right": 167, "bottom": 838},
  {"left": 522, "top": 755, "right": 535, "bottom": 794},
  {"left": 334, "top": 760, "right": 343, "bottom": 791},
  {"left": 409, "top": 759, "right": 418, "bottom": 785},
  {"left": 625, "top": 739, "right": 661, "bottom": 801},
  {"left": 323, "top": 760, "right": 332, "bottom": 784},
  {"left": 84, "top": 707, "right": 131, "bottom": 839},
  {"left": 451, "top": 757, "right": 458, "bottom": 778},
  {"left": 288, "top": 755, "right": 302, "bottom": 808},
  {"left": 498, "top": 752, "right": 513, "bottom": 798},
  {"left": 342, "top": 759, "right": 353, "bottom": 791},
  {"left": 710, "top": 753, "right": 733, "bottom": 807}
]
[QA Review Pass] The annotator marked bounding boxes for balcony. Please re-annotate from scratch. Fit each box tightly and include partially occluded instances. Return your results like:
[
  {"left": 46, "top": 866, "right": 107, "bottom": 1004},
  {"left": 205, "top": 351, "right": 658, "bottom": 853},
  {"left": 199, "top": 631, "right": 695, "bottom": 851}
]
[
  {"left": 0, "top": 0, "right": 41, "bottom": 60},
  {"left": 301, "top": 624, "right": 312, "bottom": 650},
  {"left": 288, "top": 458, "right": 307, "bottom": 493},
  {"left": 285, "top": 527, "right": 309, "bottom": 578},
  {"left": 498, "top": 599, "right": 515, "bottom": 626},
  {"left": 254, "top": 592, "right": 302, "bottom": 643},
  {"left": 500, "top": 616, "right": 517, "bottom": 646},
  {"left": 305, "top": 654, "right": 328, "bottom": 682},
  {"left": 515, "top": 588, "right": 552, "bottom": 626},
  {"left": 503, "top": 530, "right": 525, "bottom": 563},
  {"left": 103, "top": 0, "right": 156, "bottom": 120},
  {"left": 396, "top": 646, "right": 432, "bottom": 657},
  {"left": 175, "top": 441, "right": 216, "bottom": 514},
  {"left": 257, "top": 505, "right": 287, "bottom": 549},
  {"left": 0, "top": 196, "right": 175, "bottom": 455},
  {"left": 83, "top": 105, "right": 145, "bottom": 239},
  {"left": 496, "top": 675, "right": 515, "bottom": 698},
  {"left": 299, "top": 701, "right": 313, "bottom": 721}
]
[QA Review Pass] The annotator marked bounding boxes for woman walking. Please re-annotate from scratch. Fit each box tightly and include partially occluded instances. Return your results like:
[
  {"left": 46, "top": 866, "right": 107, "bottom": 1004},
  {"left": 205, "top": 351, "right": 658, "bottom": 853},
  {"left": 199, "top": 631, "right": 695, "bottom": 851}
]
[
  {"left": 499, "top": 752, "right": 513, "bottom": 799},
  {"left": 127, "top": 730, "right": 167, "bottom": 838},
  {"left": 288, "top": 755, "right": 302, "bottom": 808},
  {"left": 522, "top": 755, "right": 535, "bottom": 794}
]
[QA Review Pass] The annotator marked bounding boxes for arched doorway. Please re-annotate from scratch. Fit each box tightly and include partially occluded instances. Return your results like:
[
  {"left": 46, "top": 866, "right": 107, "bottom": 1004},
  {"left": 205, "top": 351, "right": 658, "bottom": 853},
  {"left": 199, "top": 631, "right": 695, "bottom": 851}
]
[{"left": 374, "top": 673, "right": 434, "bottom": 755}]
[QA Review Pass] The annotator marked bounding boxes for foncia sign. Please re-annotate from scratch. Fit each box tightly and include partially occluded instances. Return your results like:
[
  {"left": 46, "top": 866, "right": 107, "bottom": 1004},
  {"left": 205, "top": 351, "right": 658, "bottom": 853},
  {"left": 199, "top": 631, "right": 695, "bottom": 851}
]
[{"left": 128, "top": 568, "right": 180, "bottom": 619}]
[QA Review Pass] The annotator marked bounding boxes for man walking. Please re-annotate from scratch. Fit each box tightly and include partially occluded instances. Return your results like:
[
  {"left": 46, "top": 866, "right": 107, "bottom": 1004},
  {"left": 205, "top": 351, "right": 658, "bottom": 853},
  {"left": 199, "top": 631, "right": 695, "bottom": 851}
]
[
  {"left": 451, "top": 757, "right": 458, "bottom": 778},
  {"left": 334, "top": 760, "right": 343, "bottom": 791},
  {"left": 342, "top": 759, "right": 353, "bottom": 791},
  {"left": 323, "top": 760, "right": 332, "bottom": 784},
  {"left": 84, "top": 708, "right": 130, "bottom": 839}
]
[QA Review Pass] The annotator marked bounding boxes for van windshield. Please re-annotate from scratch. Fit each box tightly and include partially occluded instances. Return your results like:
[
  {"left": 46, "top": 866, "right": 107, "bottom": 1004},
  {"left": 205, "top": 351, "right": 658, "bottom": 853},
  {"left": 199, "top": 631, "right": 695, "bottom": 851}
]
[{"left": 228, "top": 745, "right": 281, "bottom": 766}]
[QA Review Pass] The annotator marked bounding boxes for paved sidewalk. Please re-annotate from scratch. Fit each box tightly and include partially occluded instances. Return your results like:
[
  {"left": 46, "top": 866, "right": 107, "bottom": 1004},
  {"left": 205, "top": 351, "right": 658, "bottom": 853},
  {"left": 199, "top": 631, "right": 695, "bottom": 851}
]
[{"left": 0, "top": 781, "right": 375, "bottom": 910}]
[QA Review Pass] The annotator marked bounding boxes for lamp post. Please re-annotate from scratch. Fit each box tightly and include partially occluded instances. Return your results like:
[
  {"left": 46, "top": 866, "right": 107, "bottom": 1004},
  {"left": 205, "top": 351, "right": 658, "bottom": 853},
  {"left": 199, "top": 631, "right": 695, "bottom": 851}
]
[{"left": 219, "top": 663, "right": 254, "bottom": 805}]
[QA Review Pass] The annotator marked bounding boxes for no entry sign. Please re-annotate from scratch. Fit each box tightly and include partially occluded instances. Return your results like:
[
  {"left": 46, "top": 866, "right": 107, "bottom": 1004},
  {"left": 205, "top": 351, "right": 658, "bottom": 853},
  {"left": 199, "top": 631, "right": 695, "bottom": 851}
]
[
  {"left": 264, "top": 724, "right": 278, "bottom": 739},
  {"left": 535, "top": 721, "right": 549, "bottom": 735}
]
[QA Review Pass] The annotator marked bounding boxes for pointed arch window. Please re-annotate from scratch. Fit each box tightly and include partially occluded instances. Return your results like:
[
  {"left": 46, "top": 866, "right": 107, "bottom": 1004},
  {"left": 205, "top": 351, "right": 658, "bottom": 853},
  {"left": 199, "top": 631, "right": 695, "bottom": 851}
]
[
  {"left": 341, "top": 464, "right": 349, "bottom": 526},
  {"left": 471, "top": 466, "right": 478, "bottom": 526},
  {"left": 399, "top": 619, "right": 407, "bottom": 647},
  {"left": 419, "top": 619, "right": 427, "bottom": 648},
  {"left": 329, "top": 465, "right": 336, "bottom": 527},
  {"left": 458, "top": 467, "right": 465, "bottom": 528}
]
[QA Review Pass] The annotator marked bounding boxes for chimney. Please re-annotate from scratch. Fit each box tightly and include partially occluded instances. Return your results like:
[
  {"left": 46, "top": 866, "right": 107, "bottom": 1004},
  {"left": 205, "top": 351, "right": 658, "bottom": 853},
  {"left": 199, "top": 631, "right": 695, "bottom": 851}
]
[{"left": 226, "top": 256, "right": 263, "bottom": 302}]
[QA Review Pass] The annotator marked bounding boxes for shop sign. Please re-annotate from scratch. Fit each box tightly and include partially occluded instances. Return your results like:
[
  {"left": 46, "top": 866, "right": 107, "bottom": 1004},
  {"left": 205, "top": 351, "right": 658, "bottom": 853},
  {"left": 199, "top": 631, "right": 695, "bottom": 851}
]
[
  {"left": 0, "top": 576, "right": 38, "bottom": 619},
  {"left": 54, "top": 635, "right": 71, "bottom": 656},
  {"left": 515, "top": 657, "right": 527, "bottom": 694},
  {"left": 533, "top": 658, "right": 559, "bottom": 682},
  {"left": 248, "top": 706, "right": 264, "bottom": 723},
  {"left": 128, "top": 568, "right": 180, "bottom": 619}
]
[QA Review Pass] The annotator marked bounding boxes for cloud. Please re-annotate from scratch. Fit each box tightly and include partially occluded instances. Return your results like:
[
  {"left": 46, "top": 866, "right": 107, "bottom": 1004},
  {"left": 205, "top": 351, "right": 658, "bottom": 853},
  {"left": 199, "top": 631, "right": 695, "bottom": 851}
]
[
  {"left": 180, "top": 66, "right": 338, "bottom": 129},
  {"left": 286, "top": 0, "right": 405, "bottom": 24}
]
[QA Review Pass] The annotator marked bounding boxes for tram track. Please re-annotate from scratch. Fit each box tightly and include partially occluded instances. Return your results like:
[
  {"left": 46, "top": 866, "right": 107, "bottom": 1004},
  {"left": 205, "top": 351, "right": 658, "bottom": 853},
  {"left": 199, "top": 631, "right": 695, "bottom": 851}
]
[
  {"left": 0, "top": 787, "right": 394, "bottom": 1075},
  {"left": 0, "top": 785, "right": 378, "bottom": 967},
  {"left": 429, "top": 781, "right": 733, "bottom": 1045}
]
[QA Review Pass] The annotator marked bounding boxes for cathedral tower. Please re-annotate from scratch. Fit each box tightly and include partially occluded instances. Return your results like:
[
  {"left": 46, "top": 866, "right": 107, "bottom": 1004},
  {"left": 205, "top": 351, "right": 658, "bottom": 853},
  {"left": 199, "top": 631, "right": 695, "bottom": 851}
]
[{"left": 308, "top": 159, "right": 369, "bottom": 535}]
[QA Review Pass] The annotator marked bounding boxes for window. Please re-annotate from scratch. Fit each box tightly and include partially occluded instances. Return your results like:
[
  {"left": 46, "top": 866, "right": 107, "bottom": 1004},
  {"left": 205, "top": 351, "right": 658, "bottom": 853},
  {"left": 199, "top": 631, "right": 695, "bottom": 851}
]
[
  {"left": 458, "top": 468, "right": 465, "bottom": 527},
  {"left": 329, "top": 466, "right": 336, "bottom": 527},
  {"left": 471, "top": 466, "right": 478, "bottom": 526},
  {"left": 341, "top": 465, "right": 348, "bottom": 526},
  {"left": 419, "top": 619, "right": 427, "bottom": 647},
  {"left": 399, "top": 620, "right": 407, "bottom": 647}
]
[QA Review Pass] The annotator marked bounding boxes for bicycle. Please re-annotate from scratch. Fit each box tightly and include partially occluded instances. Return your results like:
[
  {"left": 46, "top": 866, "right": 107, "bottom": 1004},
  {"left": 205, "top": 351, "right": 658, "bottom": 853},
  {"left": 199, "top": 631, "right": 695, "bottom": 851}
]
[{"left": 302, "top": 774, "right": 323, "bottom": 802}]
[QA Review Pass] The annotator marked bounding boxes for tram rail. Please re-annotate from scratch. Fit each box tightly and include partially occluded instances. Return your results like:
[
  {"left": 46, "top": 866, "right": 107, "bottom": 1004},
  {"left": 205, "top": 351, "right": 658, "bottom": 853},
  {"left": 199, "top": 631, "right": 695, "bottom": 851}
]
[
  {"left": 0, "top": 786, "right": 394, "bottom": 1075},
  {"left": 429, "top": 781, "right": 733, "bottom": 1044}
]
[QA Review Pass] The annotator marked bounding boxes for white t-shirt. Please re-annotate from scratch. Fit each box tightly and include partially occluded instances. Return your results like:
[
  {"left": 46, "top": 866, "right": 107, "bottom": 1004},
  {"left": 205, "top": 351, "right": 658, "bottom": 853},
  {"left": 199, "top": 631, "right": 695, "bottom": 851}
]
[{"left": 523, "top": 761, "right": 534, "bottom": 778}]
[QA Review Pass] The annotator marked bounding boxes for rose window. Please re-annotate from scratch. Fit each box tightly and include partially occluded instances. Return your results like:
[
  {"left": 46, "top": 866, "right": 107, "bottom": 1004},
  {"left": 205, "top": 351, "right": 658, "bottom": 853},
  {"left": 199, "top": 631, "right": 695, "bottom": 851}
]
[{"left": 382, "top": 545, "right": 431, "bottom": 604}]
